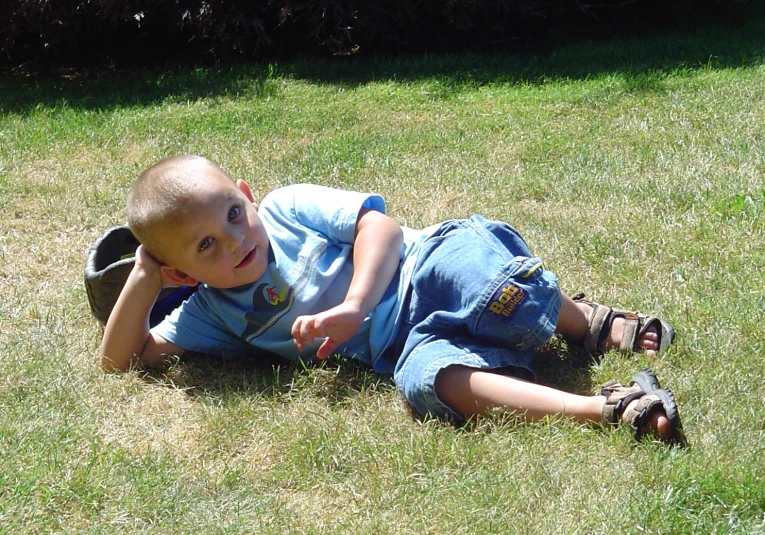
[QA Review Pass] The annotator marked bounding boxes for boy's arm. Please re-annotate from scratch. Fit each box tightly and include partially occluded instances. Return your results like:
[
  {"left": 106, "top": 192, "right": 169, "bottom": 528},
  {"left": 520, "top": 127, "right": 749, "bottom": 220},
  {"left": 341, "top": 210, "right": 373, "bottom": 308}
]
[
  {"left": 291, "top": 207, "right": 404, "bottom": 359},
  {"left": 99, "top": 246, "right": 185, "bottom": 372}
]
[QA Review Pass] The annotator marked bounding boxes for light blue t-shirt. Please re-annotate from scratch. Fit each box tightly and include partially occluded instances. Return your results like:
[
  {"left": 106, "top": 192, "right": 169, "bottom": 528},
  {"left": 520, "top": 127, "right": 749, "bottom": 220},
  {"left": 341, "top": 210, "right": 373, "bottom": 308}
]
[{"left": 152, "top": 184, "right": 432, "bottom": 373}]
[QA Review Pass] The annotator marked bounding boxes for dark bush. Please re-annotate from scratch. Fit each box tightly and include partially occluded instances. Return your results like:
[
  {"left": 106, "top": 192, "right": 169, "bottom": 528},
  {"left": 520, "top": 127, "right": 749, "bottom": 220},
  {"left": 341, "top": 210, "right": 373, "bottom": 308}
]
[
  {"left": 2, "top": 1, "right": 274, "bottom": 67},
  {"left": 0, "top": 0, "right": 736, "bottom": 69}
]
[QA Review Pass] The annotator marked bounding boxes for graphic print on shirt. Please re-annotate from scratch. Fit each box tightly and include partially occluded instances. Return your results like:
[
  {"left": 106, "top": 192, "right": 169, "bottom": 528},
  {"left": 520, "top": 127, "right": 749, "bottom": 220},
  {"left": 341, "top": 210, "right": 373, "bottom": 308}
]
[
  {"left": 264, "top": 284, "right": 288, "bottom": 305},
  {"left": 241, "top": 242, "right": 327, "bottom": 342},
  {"left": 241, "top": 282, "right": 292, "bottom": 340}
]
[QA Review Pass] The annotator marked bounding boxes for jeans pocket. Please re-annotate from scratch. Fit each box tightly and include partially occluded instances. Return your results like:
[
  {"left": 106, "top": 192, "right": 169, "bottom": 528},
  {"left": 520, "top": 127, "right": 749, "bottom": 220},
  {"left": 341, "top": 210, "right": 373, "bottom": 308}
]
[{"left": 476, "top": 256, "right": 559, "bottom": 348}]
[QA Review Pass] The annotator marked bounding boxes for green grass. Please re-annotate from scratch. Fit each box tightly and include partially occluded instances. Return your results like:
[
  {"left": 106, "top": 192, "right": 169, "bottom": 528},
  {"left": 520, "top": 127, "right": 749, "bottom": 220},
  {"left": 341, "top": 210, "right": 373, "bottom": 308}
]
[{"left": 2, "top": 8, "right": 765, "bottom": 534}]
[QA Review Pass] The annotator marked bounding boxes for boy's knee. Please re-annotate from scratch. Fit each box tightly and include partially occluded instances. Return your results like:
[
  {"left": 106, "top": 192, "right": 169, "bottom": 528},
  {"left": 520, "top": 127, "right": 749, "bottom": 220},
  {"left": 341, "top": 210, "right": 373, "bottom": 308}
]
[
  {"left": 434, "top": 365, "right": 485, "bottom": 418},
  {"left": 434, "top": 365, "right": 472, "bottom": 399}
]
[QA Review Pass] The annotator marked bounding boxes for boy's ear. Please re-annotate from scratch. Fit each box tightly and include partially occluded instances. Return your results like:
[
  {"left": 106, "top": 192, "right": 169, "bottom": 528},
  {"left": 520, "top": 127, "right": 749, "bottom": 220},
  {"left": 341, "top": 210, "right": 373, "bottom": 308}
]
[
  {"left": 159, "top": 266, "right": 200, "bottom": 288},
  {"left": 236, "top": 179, "right": 258, "bottom": 209}
]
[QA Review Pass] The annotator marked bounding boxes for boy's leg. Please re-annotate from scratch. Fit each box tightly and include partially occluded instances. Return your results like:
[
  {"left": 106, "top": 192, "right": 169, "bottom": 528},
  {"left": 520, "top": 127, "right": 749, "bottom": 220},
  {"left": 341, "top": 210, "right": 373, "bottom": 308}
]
[
  {"left": 435, "top": 365, "right": 670, "bottom": 440},
  {"left": 554, "top": 293, "right": 661, "bottom": 353}
]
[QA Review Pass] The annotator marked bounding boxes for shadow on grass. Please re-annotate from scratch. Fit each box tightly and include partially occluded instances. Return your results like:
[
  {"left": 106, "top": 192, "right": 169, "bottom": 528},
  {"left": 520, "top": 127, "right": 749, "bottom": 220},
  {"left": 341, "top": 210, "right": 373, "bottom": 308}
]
[
  {"left": 533, "top": 337, "right": 598, "bottom": 394},
  {"left": 140, "top": 336, "right": 597, "bottom": 420},
  {"left": 142, "top": 351, "right": 397, "bottom": 408},
  {"left": 0, "top": 2, "right": 763, "bottom": 115}
]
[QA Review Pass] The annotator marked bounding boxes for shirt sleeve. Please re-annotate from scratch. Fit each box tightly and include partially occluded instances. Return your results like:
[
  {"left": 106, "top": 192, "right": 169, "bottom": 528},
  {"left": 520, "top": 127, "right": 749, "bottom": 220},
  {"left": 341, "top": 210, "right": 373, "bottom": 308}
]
[
  {"left": 151, "top": 290, "right": 254, "bottom": 357},
  {"left": 264, "top": 184, "right": 386, "bottom": 245}
]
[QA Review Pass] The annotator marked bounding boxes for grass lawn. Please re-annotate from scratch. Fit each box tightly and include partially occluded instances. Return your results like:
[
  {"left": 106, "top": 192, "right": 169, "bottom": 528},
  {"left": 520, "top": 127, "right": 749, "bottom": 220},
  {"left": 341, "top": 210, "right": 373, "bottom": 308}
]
[{"left": 2, "top": 7, "right": 765, "bottom": 534}]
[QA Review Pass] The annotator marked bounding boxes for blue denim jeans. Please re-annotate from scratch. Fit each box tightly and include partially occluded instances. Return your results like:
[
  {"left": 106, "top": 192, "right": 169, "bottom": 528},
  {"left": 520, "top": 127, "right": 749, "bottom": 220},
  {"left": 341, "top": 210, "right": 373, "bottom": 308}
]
[{"left": 393, "top": 216, "right": 561, "bottom": 421}]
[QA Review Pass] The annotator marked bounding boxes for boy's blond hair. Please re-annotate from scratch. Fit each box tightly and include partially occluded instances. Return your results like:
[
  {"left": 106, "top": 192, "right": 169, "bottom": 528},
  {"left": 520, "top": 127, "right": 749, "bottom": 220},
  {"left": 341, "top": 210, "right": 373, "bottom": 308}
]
[{"left": 127, "top": 155, "right": 227, "bottom": 263}]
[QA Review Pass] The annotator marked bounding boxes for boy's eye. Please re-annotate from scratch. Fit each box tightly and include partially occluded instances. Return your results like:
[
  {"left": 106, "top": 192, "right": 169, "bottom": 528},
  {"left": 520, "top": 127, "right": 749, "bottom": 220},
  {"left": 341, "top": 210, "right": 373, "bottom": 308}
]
[
  {"left": 199, "top": 237, "right": 213, "bottom": 252},
  {"left": 228, "top": 206, "right": 241, "bottom": 221}
]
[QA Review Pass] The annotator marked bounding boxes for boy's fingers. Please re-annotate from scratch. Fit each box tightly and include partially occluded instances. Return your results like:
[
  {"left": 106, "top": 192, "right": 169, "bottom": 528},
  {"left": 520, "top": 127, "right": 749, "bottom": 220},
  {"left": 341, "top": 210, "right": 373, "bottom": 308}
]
[
  {"left": 300, "top": 318, "right": 320, "bottom": 344},
  {"left": 291, "top": 317, "right": 310, "bottom": 347},
  {"left": 317, "top": 338, "right": 338, "bottom": 360},
  {"left": 292, "top": 315, "right": 328, "bottom": 348}
]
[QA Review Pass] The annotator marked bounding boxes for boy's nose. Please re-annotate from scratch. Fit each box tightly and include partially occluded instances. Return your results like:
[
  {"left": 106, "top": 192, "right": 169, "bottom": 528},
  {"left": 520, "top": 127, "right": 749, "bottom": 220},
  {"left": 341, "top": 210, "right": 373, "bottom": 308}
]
[{"left": 226, "top": 231, "right": 245, "bottom": 252}]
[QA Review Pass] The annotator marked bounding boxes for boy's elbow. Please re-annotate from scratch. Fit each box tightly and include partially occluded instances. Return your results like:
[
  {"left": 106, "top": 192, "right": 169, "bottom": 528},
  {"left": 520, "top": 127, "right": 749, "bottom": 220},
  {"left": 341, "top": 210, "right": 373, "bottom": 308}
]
[
  {"left": 381, "top": 215, "right": 403, "bottom": 243},
  {"left": 98, "top": 340, "right": 143, "bottom": 372},
  {"left": 99, "top": 352, "right": 129, "bottom": 373},
  {"left": 394, "top": 222, "right": 404, "bottom": 242},
  {"left": 390, "top": 221, "right": 404, "bottom": 250}
]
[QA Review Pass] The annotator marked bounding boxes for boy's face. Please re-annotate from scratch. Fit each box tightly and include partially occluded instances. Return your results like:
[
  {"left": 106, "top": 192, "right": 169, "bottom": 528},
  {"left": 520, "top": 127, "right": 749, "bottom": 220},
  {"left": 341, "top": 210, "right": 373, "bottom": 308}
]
[{"left": 156, "top": 171, "right": 270, "bottom": 289}]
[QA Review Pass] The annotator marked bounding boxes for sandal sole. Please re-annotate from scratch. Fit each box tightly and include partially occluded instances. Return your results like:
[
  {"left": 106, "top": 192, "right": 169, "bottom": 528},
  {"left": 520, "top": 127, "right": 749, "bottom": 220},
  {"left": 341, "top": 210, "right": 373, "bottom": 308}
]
[
  {"left": 653, "top": 388, "right": 688, "bottom": 448},
  {"left": 630, "top": 368, "right": 662, "bottom": 393}
]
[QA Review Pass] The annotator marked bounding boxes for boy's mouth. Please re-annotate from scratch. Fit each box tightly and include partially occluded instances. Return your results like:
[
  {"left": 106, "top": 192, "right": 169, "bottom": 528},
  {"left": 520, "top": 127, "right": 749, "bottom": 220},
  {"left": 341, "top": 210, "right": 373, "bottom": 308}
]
[{"left": 236, "top": 248, "right": 256, "bottom": 269}]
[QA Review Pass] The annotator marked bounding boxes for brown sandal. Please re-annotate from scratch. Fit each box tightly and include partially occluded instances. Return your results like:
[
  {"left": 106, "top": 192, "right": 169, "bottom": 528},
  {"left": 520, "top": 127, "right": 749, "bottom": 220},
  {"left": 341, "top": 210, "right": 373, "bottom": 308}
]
[
  {"left": 573, "top": 293, "right": 675, "bottom": 355},
  {"left": 601, "top": 373, "right": 687, "bottom": 447}
]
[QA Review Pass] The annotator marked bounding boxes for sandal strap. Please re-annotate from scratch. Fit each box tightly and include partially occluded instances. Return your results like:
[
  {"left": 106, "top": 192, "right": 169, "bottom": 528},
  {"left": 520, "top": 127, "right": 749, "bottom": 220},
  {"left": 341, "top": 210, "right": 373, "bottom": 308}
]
[
  {"left": 619, "top": 312, "right": 641, "bottom": 351},
  {"left": 613, "top": 310, "right": 665, "bottom": 352},
  {"left": 601, "top": 383, "right": 646, "bottom": 426},
  {"left": 628, "top": 394, "right": 665, "bottom": 435},
  {"left": 583, "top": 302, "right": 613, "bottom": 354}
]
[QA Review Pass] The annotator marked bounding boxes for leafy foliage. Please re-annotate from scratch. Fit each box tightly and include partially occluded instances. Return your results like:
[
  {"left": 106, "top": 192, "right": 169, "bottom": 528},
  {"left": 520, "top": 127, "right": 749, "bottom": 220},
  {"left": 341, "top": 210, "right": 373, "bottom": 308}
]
[{"left": 1, "top": 0, "right": 719, "bottom": 68}]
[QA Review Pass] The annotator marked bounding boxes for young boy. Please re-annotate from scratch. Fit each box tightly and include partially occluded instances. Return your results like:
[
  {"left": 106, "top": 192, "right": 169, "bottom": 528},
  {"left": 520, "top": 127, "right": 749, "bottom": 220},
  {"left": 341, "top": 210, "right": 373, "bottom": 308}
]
[{"left": 99, "top": 155, "right": 686, "bottom": 446}]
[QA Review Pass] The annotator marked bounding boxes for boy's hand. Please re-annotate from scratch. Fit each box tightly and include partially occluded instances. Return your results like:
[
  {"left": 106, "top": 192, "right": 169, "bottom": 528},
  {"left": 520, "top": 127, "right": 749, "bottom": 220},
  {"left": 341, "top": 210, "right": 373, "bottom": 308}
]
[
  {"left": 131, "top": 245, "right": 165, "bottom": 290},
  {"left": 134, "top": 245, "right": 185, "bottom": 289},
  {"left": 291, "top": 301, "right": 366, "bottom": 360}
]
